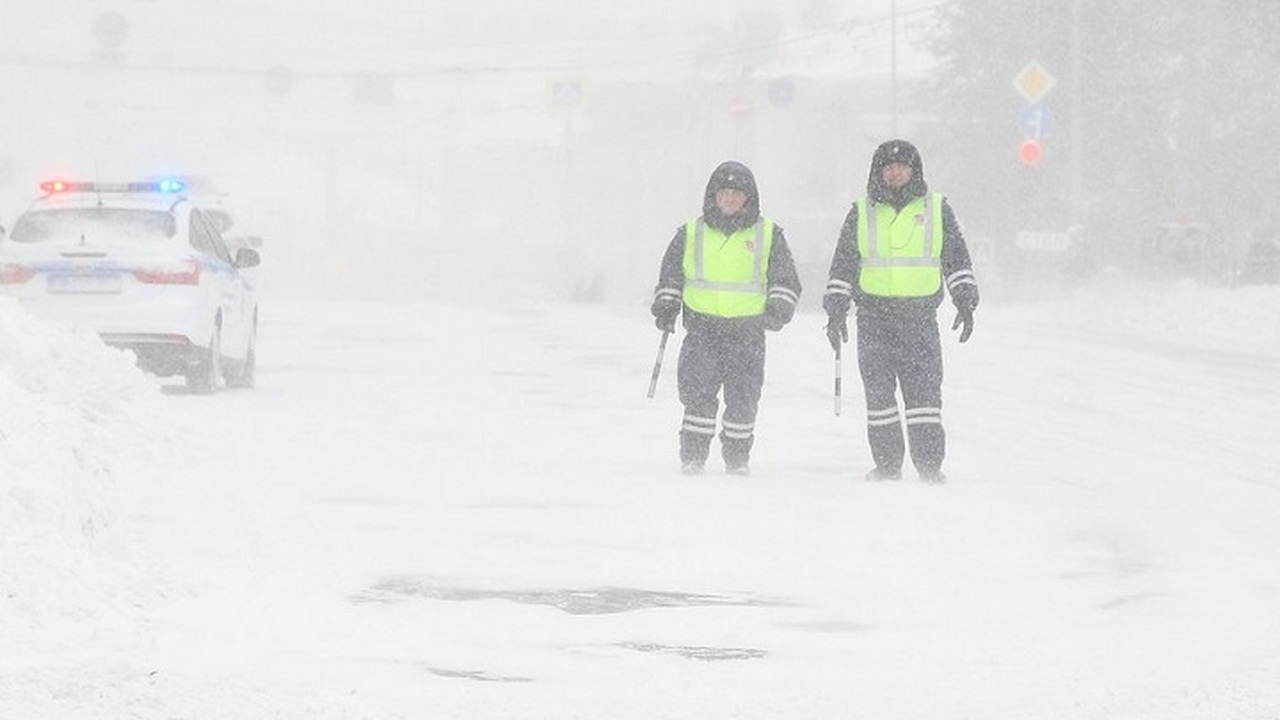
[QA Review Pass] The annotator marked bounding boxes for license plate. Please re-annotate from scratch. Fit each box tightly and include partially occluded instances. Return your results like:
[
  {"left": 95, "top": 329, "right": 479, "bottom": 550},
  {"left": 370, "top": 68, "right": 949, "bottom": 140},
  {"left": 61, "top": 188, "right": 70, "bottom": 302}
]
[{"left": 47, "top": 272, "right": 123, "bottom": 294}]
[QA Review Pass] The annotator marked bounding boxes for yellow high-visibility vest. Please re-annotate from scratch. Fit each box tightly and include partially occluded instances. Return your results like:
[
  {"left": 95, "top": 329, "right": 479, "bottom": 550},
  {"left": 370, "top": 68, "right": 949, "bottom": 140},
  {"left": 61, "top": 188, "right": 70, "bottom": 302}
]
[
  {"left": 682, "top": 217, "right": 775, "bottom": 317},
  {"left": 856, "top": 193, "right": 944, "bottom": 297}
]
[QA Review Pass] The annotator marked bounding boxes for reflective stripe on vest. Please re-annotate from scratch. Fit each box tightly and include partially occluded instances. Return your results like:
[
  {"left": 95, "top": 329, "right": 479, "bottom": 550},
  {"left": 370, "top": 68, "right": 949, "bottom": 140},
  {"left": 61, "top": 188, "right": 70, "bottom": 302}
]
[
  {"left": 857, "top": 193, "right": 943, "bottom": 297},
  {"left": 682, "top": 217, "right": 774, "bottom": 318}
]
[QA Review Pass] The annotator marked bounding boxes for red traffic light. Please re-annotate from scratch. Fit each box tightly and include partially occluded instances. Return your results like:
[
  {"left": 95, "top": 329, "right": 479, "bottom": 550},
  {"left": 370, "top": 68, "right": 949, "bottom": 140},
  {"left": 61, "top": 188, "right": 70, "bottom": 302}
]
[
  {"left": 1019, "top": 139, "right": 1044, "bottom": 165},
  {"left": 728, "top": 95, "right": 753, "bottom": 119}
]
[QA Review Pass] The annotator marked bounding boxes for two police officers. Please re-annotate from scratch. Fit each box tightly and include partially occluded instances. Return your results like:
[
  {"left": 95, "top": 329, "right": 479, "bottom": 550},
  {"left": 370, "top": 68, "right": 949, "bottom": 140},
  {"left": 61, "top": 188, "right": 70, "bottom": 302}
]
[{"left": 652, "top": 144, "right": 977, "bottom": 482}]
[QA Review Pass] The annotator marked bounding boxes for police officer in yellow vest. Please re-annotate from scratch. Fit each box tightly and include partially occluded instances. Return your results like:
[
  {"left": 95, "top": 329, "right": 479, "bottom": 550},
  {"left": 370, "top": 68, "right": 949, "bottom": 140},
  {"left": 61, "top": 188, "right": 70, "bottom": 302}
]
[
  {"left": 823, "top": 140, "right": 979, "bottom": 483},
  {"left": 652, "top": 161, "right": 802, "bottom": 476}
]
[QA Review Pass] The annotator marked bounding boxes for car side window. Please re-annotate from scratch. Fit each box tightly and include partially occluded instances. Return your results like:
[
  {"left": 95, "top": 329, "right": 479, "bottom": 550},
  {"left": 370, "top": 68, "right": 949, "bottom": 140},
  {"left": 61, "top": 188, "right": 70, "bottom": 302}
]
[{"left": 190, "top": 210, "right": 234, "bottom": 264}]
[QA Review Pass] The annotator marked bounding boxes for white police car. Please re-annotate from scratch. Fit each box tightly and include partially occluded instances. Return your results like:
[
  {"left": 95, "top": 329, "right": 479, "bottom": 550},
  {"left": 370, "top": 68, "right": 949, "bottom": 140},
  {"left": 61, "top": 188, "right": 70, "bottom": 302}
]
[{"left": 0, "top": 179, "right": 260, "bottom": 393}]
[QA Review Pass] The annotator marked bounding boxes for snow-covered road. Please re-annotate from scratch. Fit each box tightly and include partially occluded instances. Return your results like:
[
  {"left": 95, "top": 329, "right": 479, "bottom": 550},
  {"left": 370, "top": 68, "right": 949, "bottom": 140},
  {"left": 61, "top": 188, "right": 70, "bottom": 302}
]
[{"left": 4, "top": 286, "right": 1280, "bottom": 718}]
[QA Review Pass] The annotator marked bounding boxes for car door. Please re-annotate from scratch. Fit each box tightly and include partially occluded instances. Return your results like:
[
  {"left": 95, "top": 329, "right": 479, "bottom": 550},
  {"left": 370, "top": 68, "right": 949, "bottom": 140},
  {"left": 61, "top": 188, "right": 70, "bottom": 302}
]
[
  {"left": 189, "top": 209, "right": 250, "bottom": 356},
  {"left": 209, "top": 229, "right": 256, "bottom": 356}
]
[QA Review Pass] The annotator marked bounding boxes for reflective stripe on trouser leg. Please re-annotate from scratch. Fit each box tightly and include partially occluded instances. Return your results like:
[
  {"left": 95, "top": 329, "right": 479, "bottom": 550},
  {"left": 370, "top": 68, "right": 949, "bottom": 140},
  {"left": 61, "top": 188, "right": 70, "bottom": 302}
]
[
  {"left": 865, "top": 405, "right": 904, "bottom": 472},
  {"left": 682, "top": 414, "right": 717, "bottom": 435},
  {"left": 904, "top": 407, "right": 945, "bottom": 471},
  {"left": 720, "top": 419, "right": 755, "bottom": 467},
  {"left": 679, "top": 413, "right": 716, "bottom": 464}
]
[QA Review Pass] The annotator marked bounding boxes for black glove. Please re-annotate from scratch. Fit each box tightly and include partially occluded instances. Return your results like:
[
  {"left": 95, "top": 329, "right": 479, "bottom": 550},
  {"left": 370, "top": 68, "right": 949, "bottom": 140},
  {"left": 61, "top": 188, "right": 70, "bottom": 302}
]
[
  {"left": 653, "top": 303, "right": 678, "bottom": 333},
  {"left": 825, "top": 314, "right": 848, "bottom": 352},
  {"left": 762, "top": 296, "right": 793, "bottom": 333},
  {"left": 951, "top": 308, "right": 974, "bottom": 343}
]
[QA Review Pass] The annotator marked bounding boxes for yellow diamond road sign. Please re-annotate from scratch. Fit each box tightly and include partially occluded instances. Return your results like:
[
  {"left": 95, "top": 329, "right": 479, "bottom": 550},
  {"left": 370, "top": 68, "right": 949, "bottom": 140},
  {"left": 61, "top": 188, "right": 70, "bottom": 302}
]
[{"left": 1013, "top": 61, "right": 1055, "bottom": 104}]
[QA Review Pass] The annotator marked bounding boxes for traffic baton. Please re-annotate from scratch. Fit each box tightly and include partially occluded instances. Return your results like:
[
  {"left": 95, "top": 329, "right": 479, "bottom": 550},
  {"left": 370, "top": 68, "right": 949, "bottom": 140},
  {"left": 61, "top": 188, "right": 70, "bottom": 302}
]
[
  {"left": 833, "top": 342, "right": 842, "bottom": 416},
  {"left": 647, "top": 329, "right": 671, "bottom": 399}
]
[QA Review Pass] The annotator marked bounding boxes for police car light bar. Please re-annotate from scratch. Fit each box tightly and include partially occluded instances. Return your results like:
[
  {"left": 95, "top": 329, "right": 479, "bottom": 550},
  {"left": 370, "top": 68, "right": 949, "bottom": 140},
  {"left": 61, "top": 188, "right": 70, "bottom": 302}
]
[{"left": 39, "top": 179, "right": 186, "bottom": 194}]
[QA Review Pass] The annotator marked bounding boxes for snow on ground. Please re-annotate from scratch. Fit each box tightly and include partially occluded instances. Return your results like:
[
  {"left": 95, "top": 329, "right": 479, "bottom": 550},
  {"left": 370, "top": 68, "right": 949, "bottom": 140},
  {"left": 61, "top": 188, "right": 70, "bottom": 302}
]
[
  {"left": 1, "top": 280, "right": 1279, "bottom": 719},
  {"left": 0, "top": 300, "right": 169, "bottom": 642}
]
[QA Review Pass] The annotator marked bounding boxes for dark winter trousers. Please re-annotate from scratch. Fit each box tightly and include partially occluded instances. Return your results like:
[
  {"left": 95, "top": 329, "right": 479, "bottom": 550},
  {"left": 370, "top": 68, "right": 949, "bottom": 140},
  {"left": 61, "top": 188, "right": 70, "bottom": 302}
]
[
  {"left": 856, "top": 309, "right": 945, "bottom": 473},
  {"left": 676, "top": 320, "right": 766, "bottom": 468}
]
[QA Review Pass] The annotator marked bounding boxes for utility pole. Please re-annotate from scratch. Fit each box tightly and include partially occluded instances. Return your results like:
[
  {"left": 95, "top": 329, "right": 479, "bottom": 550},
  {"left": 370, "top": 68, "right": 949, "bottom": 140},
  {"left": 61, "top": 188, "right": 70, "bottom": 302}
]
[
  {"left": 1069, "top": 0, "right": 1082, "bottom": 228},
  {"left": 890, "top": 0, "right": 898, "bottom": 136}
]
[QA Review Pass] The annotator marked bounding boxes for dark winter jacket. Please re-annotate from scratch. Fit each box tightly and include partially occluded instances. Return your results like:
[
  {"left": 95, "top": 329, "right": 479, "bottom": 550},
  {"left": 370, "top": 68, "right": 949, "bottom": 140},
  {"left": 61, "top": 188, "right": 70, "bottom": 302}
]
[
  {"left": 824, "top": 140, "right": 979, "bottom": 321},
  {"left": 652, "top": 161, "right": 803, "bottom": 333}
]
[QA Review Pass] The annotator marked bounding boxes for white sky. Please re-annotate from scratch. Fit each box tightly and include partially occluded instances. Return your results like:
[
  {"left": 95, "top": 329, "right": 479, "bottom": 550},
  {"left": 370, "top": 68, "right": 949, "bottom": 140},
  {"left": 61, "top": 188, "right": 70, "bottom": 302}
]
[
  {"left": 0, "top": 1, "right": 921, "bottom": 66},
  {"left": 3, "top": 280, "right": 1279, "bottom": 718},
  {"left": 0, "top": 0, "right": 950, "bottom": 311}
]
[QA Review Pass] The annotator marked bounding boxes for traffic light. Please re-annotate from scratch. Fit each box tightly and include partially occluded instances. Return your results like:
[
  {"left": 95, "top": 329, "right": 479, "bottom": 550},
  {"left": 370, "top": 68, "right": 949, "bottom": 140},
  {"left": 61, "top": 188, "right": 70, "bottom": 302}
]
[{"left": 1019, "top": 138, "right": 1043, "bottom": 166}]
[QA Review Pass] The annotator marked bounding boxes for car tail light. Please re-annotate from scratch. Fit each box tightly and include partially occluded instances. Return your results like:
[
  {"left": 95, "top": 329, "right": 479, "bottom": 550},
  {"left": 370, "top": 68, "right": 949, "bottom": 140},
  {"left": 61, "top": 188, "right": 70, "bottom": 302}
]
[
  {"left": 133, "top": 260, "right": 200, "bottom": 285},
  {"left": 0, "top": 263, "right": 35, "bottom": 284}
]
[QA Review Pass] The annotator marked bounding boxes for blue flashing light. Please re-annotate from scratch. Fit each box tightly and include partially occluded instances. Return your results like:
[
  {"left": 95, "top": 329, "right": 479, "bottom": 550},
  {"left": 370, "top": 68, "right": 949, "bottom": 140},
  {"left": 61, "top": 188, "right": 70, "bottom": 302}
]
[{"left": 154, "top": 178, "right": 186, "bottom": 193}]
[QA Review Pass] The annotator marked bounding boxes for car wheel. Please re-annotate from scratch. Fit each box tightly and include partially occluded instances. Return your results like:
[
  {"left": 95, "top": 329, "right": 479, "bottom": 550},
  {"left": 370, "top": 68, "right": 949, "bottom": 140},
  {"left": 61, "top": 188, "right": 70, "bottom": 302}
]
[
  {"left": 226, "top": 330, "right": 256, "bottom": 389},
  {"left": 186, "top": 322, "right": 222, "bottom": 395}
]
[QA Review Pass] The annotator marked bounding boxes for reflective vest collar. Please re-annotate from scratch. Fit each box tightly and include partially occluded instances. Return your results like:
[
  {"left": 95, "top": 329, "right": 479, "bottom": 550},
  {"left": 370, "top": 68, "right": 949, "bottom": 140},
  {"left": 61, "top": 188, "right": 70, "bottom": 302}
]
[
  {"left": 687, "top": 218, "right": 768, "bottom": 293},
  {"left": 862, "top": 194, "right": 940, "bottom": 268}
]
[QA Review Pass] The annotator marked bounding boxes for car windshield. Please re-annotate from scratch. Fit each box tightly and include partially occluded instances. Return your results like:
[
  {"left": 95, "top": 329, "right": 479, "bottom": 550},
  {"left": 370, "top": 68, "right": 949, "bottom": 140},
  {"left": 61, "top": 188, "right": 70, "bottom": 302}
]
[{"left": 9, "top": 208, "right": 176, "bottom": 245}]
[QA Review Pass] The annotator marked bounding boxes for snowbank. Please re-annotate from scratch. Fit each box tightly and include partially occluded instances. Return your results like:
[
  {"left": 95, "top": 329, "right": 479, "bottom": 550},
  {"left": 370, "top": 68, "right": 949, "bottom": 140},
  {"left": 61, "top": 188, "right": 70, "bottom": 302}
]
[{"left": 0, "top": 298, "right": 170, "bottom": 653}]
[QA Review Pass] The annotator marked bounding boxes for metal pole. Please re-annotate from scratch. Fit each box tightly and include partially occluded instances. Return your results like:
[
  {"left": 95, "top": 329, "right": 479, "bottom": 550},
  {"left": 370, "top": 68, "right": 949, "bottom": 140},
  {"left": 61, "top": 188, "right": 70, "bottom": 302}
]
[
  {"left": 890, "top": 0, "right": 898, "bottom": 136},
  {"left": 1069, "top": 0, "right": 1083, "bottom": 228}
]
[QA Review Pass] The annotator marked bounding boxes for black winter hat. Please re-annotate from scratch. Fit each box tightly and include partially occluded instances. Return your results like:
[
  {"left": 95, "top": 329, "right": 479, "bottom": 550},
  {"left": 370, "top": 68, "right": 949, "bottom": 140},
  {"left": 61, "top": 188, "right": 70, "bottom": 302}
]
[
  {"left": 708, "top": 161, "right": 756, "bottom": 194},
  {"left": 870, "top": 139, "right": 923, "bottom": 174}
]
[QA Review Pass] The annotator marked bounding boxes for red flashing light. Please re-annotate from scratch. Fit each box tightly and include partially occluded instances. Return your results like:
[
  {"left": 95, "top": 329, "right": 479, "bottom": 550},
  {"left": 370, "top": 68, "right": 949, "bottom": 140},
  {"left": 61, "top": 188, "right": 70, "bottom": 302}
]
[
  {"left": 1019, "top": 139, "right": 1044, "bottom": 165},
  {"left": 40, "top": 180, "right": 70, "bottom": 193}
]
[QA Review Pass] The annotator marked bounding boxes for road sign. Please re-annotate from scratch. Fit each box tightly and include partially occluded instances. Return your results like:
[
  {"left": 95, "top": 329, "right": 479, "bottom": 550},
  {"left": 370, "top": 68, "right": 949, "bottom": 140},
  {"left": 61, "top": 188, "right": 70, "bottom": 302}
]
[
  {"left": 1013, "top": 61, "right": 1056, "bottom": 104},
  {"left": 548, "top": 77, "right": 587, "bottom": 110},
  {"left": 1019, "top": 104, "right": 1054, "bottom": 139},
  {"left": 93, "top": 11, "right": 130, "bottom": 50},
  {"left": 767, "top": 78, "right": 796, "bottom": 108},
  {"left": 91, "top": 10, "right": 130, "bottom": 65},
  {"left": 1016, "top": 230, "right": 1072, "bottom": 252}
]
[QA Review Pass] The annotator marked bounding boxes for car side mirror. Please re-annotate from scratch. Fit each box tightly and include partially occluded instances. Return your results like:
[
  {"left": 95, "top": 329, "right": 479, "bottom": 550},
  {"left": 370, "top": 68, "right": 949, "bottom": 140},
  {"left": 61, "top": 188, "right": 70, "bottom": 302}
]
[
  {"left": 234, "top": 247, "right": 261, "bottom": 269},
  {"left": 207, "top": 210, "right": 234, "bottom": 234}
]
